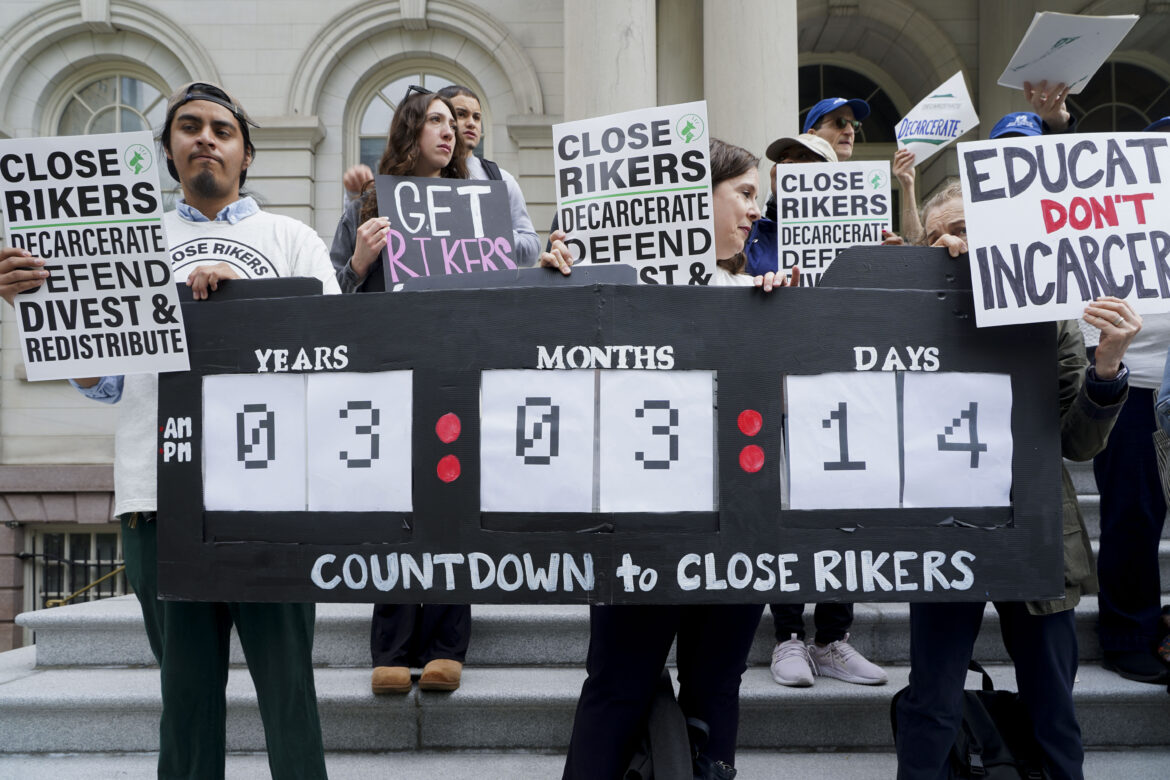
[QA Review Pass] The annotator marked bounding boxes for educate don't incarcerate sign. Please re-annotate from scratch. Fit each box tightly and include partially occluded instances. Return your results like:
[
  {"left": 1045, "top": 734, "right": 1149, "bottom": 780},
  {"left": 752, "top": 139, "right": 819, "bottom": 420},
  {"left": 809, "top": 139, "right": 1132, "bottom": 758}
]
[
  {"left": 0, "top": 131, "right": 188, "bottom": 380},
  {"left": 959, "top": 132, "right": 1170, "bottom": 327},
  {"left": 552, "top": 101, "right": 716, "bottom": 285}
]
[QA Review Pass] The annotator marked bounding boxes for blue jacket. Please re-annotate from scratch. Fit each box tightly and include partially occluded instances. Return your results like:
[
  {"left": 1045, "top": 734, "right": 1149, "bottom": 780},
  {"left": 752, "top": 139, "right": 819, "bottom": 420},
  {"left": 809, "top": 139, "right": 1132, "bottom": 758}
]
[{"left": 744, "top": 196, "right": 778, "bottom": 276}]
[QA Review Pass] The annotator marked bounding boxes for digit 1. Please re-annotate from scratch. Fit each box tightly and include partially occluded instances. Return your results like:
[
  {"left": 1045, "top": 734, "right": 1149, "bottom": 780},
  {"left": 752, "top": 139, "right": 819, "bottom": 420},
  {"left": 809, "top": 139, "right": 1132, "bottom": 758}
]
[
  {"left": 937, "top": 401, "right": 988, "bottom": 468},
  {"left": 823, "top": 401, "right": 865, "bottom": 471}
]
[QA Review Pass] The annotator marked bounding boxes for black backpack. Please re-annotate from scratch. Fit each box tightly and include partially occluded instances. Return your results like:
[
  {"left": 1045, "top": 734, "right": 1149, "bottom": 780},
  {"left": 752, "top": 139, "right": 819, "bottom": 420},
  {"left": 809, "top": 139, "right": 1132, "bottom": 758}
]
[{"left": 891, "top": 661, "right": 1047, "bottom": 779}]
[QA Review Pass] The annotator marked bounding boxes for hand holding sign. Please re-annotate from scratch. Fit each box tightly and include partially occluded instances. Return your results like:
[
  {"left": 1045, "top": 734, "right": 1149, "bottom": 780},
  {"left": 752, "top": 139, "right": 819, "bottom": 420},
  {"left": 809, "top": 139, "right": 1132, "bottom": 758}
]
[
  {"left": 0, "top": 247, "right": 48, "bottom": 305},
  {"left": 540, "top": 229, "right": 574, "bottom": 276},
  {"left": 352, "top": 216, "right": 391, "bottom": 279},
  {"left": 186, "top": 262, "right": 241, "bottom": 301},
  {"left": 1022, "top": 80, "right": 1071, "bottom": 132},
  {"left": 1085, "top": 296, "right": 1141, "bottom": 379}
]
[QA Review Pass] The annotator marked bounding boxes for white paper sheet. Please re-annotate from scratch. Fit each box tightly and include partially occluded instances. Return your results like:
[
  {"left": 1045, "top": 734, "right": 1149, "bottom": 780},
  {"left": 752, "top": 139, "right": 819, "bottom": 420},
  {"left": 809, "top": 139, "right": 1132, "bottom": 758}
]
[
  {"left": 306, "top": 371, "right": 412, "bottom": 512},
  {"left": 902, "top": 373, "right": 1013, "bottom": 508},
  {"left": 998, "top": 12, "right": 1138, "bottom": 95},
  {"left": 0, "top": 131, "right": 188, "bottom": 380},
  {"left": 203, "top": 374, "right": 306, "bottom": 511},
  {"left": 895, "top": 71, "right": 980, "bottom": 166},
  {"left": 599, "top": 370, "right": 715, "bottom": 512},
  {"left": 786, "top": 372, "right": 900, "bottom": 510},
  {"left": 480, "top": 369, "right": 595, "bottom": 512}
]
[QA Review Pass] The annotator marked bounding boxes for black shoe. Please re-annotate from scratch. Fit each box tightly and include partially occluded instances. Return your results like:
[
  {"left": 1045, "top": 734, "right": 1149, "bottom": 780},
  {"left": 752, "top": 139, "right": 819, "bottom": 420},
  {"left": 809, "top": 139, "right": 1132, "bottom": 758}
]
[{"left": 1102, "top": 649, "right": 1170, "bottom": 684}]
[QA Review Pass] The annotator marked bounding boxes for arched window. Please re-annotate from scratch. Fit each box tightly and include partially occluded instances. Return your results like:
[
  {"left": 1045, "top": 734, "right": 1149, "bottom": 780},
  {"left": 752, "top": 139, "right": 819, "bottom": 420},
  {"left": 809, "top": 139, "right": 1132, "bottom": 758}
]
[
  {"left": 1070, "top": 61, "right": 1170, "bottom": 132},
  {"left": 357, "top": 71, "right": 458, "bottom": 171},
  {"left": 351, "top": 63, "right": 492, "bottom": 174},
  {"left": 798, "top": 64, "right": 900, "bottom": 144},
  {"left": 56, "top": 73, "right": 167, "bottom": 136}
]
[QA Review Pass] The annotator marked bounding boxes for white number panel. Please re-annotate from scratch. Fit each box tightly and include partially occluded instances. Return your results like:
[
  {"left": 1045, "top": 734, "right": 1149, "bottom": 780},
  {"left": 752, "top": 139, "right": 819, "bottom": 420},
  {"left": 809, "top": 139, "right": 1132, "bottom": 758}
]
[
  {"left": 306, "top": 371, "right": 413, "bottom": 512},
  {"left": 786, "top": 372, "right": 901, "bottom": 510},
  {"left": 480, "top": 369, "right": 595, "bottom": 512},
  {"left": 599, "top": 370, "right": 715, "bottom": 512},
  {"left": 203, "top": 374, "right": 307, "bottom": 511},
  {"left": 902, "top": 372, "right": 1012, "bottom": 508}
]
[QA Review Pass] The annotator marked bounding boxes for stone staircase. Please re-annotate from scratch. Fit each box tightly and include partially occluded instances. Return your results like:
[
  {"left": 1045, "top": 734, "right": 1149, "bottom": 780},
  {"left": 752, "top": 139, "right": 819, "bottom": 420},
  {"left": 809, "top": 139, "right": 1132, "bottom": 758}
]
[{"left": 2, "top": 460, "right": 1169, "bottom": 778}]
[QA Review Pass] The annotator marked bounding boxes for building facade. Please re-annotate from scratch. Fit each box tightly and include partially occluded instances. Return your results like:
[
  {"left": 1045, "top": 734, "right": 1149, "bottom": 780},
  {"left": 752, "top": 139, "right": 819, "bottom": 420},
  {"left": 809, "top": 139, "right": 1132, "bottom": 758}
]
[{"left": 1, "top": 0, "right": 1167, "bottom": 648}]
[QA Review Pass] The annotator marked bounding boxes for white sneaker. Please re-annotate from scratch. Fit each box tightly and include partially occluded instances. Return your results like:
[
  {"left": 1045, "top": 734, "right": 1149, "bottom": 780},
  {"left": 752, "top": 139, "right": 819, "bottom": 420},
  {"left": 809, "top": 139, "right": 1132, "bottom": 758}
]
[
  {"left": 809, "top": 633, "right": 888, "bottom": 685},
  {"left": 770, "top": 633, "right": 814, "bottom": 687}
]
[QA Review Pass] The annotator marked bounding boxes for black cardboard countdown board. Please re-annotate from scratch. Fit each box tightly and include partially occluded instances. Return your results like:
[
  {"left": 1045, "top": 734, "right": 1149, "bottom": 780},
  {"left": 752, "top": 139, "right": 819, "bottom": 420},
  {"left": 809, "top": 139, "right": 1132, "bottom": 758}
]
[{"left": 157, "top": 248, "right": 1064, "bottom": 604}]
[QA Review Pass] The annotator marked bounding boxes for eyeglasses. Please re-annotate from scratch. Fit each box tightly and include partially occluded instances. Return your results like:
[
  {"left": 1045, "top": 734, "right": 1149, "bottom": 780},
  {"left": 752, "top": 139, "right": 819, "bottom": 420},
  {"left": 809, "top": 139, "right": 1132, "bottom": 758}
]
[
  {"left": 829, "top": 117, "right": 862, "bottom": 130},
  {"left": 402, "top": 84, "right": 433, "bottom": 103}
]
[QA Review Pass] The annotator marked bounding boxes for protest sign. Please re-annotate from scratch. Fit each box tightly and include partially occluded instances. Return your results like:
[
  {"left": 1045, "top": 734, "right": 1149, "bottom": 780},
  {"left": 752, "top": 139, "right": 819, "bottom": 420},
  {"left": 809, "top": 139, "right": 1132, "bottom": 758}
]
[
  {"left": 0, "top": 131, "right": 187, "bottom": 381},
  {"left": 957, "top": 132, "right": 1170, "bottom": 327},
  {"left": 998, "top": 12, "right": 1138, "bottom": 95},
  {"left": 895, "top": 71, "right": 979, "bottom": 166},
  {"left": 368, "top": 175, "right": 515, "bottom": 290},
  {"left": 774, "top": 161, "right": 891, "bottom": 286},
  {"left": 157, "top": 251, "right": 1066, "bottom": 606},
  {"left": 552, "top": 101, "right": 715, "bottom": 285}
]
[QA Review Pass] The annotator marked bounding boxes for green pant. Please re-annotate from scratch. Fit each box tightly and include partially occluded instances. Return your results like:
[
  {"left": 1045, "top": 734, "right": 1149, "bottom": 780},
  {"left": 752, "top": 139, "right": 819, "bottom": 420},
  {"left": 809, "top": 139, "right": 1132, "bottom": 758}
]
[{"left": 121, "top": 514, "right": 327, "bottom": 780}]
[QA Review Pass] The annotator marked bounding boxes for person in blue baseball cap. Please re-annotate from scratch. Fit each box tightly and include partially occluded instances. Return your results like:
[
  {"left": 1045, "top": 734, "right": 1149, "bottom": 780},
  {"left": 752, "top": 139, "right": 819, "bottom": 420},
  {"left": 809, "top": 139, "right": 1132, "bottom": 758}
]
[
  {"left": 989, "top": 111, "right": 1045, "bottom": 138},
  {"left": 803, "top": 97, "right": 870, "bottom": 161},
  {"left": 1146, "top": 116, "right": 1170, "bottom": 132}
]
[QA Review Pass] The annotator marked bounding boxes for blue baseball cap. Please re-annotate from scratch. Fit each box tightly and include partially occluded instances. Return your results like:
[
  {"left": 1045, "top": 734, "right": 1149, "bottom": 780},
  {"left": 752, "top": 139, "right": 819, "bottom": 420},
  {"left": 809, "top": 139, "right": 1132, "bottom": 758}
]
[
  {"left": 990, "top": 112, "right": 1043, "bottom": 138},
  {"left": 1145, "top": 116, "right": 1170, "bottom": 132},
  {"left": 802, "top": 97, "right": 871, "bottom": 133}
]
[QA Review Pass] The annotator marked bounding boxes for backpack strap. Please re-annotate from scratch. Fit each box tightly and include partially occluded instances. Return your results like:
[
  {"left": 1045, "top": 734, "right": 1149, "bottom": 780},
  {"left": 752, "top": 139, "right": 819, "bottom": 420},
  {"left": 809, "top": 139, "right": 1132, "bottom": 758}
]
[{"left": 479, "top": 157, "right": 503, "bottom": 181}]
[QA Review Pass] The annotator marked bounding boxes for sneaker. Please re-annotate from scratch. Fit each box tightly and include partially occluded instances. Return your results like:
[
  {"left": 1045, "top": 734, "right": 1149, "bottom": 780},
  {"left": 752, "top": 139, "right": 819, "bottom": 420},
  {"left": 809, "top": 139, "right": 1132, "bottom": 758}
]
[
  {"left": 809, "top": 633, "right": 888, "bottom": 685},
  {"left": 770, "top": 633, "right": 814, "bottom": 687}
]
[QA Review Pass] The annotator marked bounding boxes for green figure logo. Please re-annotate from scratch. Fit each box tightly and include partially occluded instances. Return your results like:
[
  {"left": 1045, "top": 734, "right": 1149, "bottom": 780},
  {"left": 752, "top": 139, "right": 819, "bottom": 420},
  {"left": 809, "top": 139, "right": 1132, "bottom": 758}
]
[
  {"left": 124, "top": 144, "right": 152, "bottom": 175},
  {"left": 868, "top": 170, "right": 888, "bottom": 190},
  {"left": 676, "top": 113, "right": 705, "bottom": 143}
]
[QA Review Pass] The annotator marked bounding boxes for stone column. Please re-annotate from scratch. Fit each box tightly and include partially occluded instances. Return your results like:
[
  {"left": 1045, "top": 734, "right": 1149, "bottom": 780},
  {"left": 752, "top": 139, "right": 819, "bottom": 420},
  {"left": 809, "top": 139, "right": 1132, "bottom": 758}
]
[
  {"left": 563, "top": 0, "right": 657, "bottom": 122},
  {"left": 248, "top": 117, "right": 326, "bottom": 229},
  {"left": 977, "top": 0, "right": 1039, "bottom": 139},
  {"left": 703, "top": 0, "right": 797, "bottom": 170}
]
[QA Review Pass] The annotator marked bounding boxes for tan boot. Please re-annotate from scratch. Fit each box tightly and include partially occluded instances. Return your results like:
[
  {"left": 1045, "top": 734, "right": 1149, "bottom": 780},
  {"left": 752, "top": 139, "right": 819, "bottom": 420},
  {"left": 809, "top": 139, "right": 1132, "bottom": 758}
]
[
  {"left": 371, "top": 665, "right": 411, "bottom": 694},
  {"left": 418, "top": 658, "right": 463, "bottom": 691}
]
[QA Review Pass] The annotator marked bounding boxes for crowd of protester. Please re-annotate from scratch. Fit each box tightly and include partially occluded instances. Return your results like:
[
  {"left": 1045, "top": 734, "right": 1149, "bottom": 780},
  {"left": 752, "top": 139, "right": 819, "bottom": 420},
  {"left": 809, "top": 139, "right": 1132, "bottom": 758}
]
[{"left": 0, "top": 63, "right": 1167, "bottom": 779}]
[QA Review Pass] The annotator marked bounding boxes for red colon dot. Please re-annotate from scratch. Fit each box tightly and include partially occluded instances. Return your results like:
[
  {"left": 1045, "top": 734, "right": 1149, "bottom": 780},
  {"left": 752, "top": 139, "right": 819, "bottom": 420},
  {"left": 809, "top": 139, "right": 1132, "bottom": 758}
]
[
  {"left": 437, "top": 454, "right": 461, "bottom": 482},
  {"left": 737, "top": 409, "right": 762, "bottom": 437},
  {"left": 739, "top": 445, "right": 765, "bottom": 473},
  {"left": 435, "top": 413, "right": 461, "bottom": 443}
]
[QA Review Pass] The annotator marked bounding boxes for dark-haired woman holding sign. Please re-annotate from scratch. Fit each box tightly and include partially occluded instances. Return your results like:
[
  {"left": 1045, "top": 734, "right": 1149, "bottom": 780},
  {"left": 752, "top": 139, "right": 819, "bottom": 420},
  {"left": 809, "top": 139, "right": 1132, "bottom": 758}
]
[
  {"left": 329, "top": 89, "right": 472, "bottom": 695},
  {"left": 554, "top": 139, "right": 794, "bottom": 779}
]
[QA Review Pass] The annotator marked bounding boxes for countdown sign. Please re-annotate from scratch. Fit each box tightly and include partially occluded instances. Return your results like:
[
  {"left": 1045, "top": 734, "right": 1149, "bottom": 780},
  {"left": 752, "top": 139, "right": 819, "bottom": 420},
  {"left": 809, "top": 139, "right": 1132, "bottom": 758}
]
[{"left": 158, "top": 248, "right": 1065, "bottom": 604}]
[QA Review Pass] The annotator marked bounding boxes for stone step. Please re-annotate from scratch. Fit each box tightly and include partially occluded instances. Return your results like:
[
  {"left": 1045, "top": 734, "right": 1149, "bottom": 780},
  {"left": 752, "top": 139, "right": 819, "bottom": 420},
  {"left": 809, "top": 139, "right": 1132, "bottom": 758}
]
[
  {"left": 21, "top": 577, "right": 1170, "bottom": 670},
  {"left": 1, "top": 749, "right": 1169, "bottom": 780},
  {"left": 1079, "top": 494, "right": 1170, "bottom": 540},
  {"left": 2, "top": 646, "right": 1167, "bottom": 754}
]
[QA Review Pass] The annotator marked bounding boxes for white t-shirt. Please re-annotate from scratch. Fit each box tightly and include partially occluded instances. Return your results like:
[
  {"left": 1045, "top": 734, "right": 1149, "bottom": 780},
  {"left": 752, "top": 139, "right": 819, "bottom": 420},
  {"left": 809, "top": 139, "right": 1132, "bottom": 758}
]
[
  {"left": 112, "top": 209, "right": 341, "bottom": 516},
  {"left": 708, "top": 266, "right": 754, "bottom": 286}
]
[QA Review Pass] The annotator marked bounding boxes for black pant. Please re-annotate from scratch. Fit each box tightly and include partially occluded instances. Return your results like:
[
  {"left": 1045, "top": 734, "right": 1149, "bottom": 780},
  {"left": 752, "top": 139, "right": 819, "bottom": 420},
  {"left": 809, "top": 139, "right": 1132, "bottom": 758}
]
[
  {"left": 770, "top": 602, "right": 853, "bottom": 644},
  {"left": 370, "top": 604, "right": 471, "bottom": 667},
  {"left": 894, "top": 601, "right": 1082, "bottom": 780},
  {"left": 1094, "top": 386, "right": 1167, "bottom": 652},
  {"left": 562, "top": 603, "right": 764, "bottom": 779}
]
